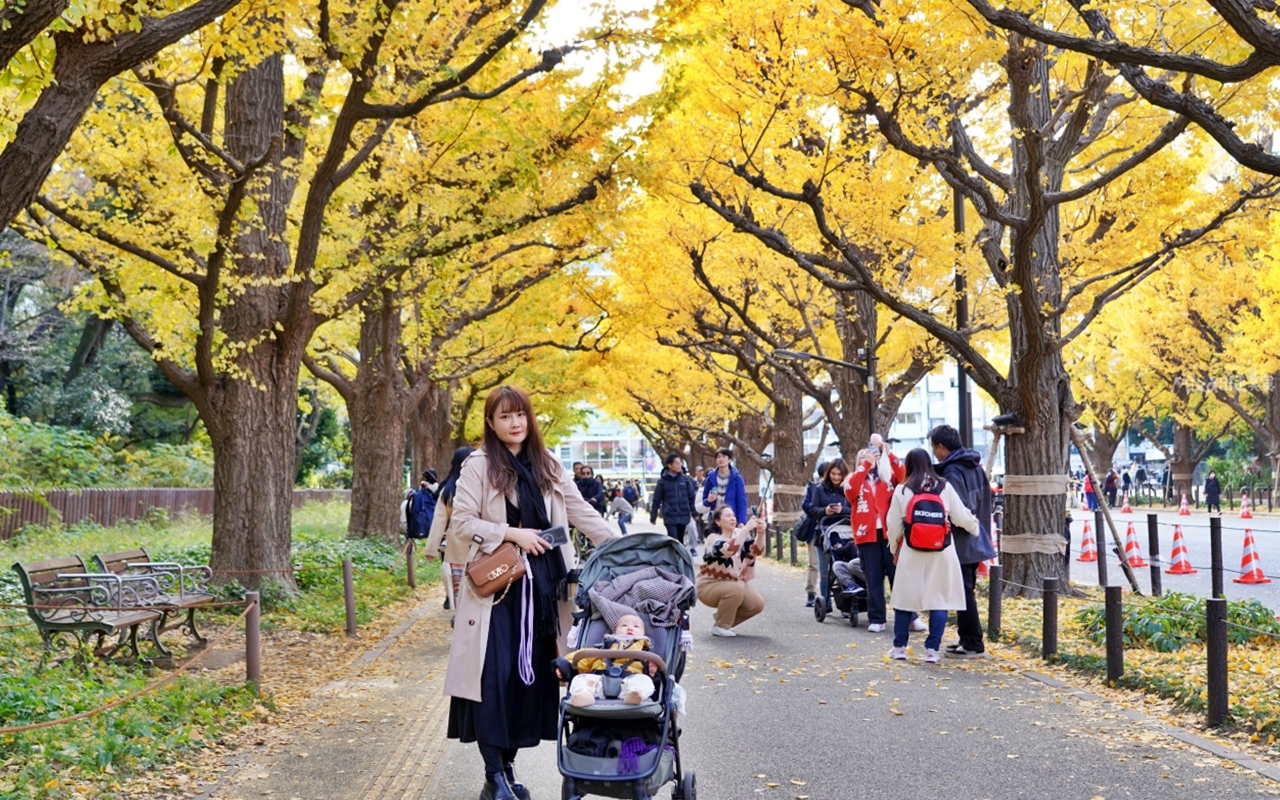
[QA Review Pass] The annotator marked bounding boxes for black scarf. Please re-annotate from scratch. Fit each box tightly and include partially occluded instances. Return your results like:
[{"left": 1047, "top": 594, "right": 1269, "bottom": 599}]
[{"left": 505, "top": 446, "right": 567, "bottom": 639}]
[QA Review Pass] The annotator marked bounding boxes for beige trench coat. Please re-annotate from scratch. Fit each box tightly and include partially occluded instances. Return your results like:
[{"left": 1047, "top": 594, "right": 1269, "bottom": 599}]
[
  {"left": 885, "top": 483, "right": 979, "bottom": 612},
  {"left": 443, "top": 449, "right": 616, "bottom": 702}
]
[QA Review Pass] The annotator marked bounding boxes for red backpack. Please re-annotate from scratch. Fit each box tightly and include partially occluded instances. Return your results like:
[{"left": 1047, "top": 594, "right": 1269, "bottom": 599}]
[{"left": 903, "top": 485, "right": 952, "bottom": 551}]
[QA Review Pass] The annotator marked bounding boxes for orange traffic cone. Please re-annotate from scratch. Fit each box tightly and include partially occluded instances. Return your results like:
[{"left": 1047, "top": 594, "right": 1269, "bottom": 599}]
[
  {"left": 1233, "top": 529, "right": 1270, "bottom": 584},
  {"left": 1121, "top": 493, "right": 1133, "bottom": 514},
  {"left": 1240, "top": 493, "right": 1254, "bottom": 520},
  {"left": 1178, "top": 493, "right": 1191, "bottom": 516},
  {"left": 1124, "top": 521, "right": 1148, "bottom": 567},
  {"left": 1080, "top": 494, "right": 1089, "bottom": 512},
  {"left": 1077, "top": 521, "right": 1098, "bottom": 562},
  {"left": 1165, "top": 525, "right": 1197, "bottom": 575}
]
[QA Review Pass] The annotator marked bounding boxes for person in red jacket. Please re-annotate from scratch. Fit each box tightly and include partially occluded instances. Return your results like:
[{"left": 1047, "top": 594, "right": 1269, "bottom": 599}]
[{"left": 844, "top": 434, "right": 919, "bottom": 633}]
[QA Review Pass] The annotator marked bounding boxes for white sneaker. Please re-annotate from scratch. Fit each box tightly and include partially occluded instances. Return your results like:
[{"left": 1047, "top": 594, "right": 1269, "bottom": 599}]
[
  {"left": 867, "top": 623, "right": 886, "bottom": 633},
  {"left": 925, "top": 648, "right": 941, "bottom": 663},
  {"left": 889, "top": 646, "right": 907, "bottom": 660},
  {"left": 711, "top": 626, "right": 737, "bottom": 637},
  {"left": 910, "top": 618, "right": 928, "bottom": 632}
]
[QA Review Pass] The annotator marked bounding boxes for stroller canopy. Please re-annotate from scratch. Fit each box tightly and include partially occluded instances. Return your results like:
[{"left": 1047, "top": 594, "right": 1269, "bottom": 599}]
[{"left": 574, "top": 532, "right": 697, "bottom": 612}]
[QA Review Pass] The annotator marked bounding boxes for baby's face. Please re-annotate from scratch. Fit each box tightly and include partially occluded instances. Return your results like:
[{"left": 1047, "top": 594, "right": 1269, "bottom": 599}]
[{"left": 615, "top": 615, "right": 645, "bottom": 638}]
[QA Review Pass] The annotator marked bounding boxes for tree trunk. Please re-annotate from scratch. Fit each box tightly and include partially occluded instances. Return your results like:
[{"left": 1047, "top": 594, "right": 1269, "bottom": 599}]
[
  {"left": 1090, "top": 423, "right": 1121, "bottom": 477},
  {"left": 347, "top": 292, "right": 409, "bottom": 541},
  {"left": 688, "top": 440, "right": 718, "bottom": 474},
  {"left": 730, "top": 412, "right": 769, "bottom": 510},
  {"left": 998, "top": 357, "right": 1073, "bottom": 598},
  {"left": 1168, "top": 420, "right": 1196, "bottom": 502},
  {"left": 203, "top": 52, "right": 303, "bottom": 589},
  {"left": 206, "top": 374, "right": 299, "bottom": 591},
  {"left": 409, "top": 378, "right": 456, "bottom": 481},
  {"left": 769, "top": 374, "right": 809, "bottom": 527}
]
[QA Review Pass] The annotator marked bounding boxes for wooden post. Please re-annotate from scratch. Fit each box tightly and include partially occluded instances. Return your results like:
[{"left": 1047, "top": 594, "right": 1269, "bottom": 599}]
[
  {"left": 987, "top": 564, "right": 1002, "bottom": 641},
  {"left": 343, "top": 559, "right": 357, "bottom": 637},
  {"left": 1146, "top": 513, "right": 1162, "bottom": 598},
  {"left": 1105, "top": 585, "right": 1123, "bottom": 685},
  {"left": 245, "top": 591, "right": 261, "bottom": 693},
  {"left": 406, "top": 540, "right": 416, "bottom": 589},
  {"left": 1210, "top": 516, "right": 1224, "bottom": 599},
  {"left": 1206, "top": 597, "right": 1229, "bottom": 728},
  {"left": 790, "top": 531, "right": 798, "bottom": 566},
  {"left": 1042, "top": 577, "right": 1058, "bottom": 659}
]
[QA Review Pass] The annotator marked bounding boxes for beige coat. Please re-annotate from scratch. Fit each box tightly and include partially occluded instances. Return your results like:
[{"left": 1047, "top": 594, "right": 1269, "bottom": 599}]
[
  {"left": 885, "top": 483, "right": 979, "bottom": 612},
  {"left": 443, "top": 449, "right": 616, "bottom": 702}
]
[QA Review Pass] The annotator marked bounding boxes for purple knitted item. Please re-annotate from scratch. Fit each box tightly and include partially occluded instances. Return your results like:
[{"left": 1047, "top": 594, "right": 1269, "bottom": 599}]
[{"left": 617, "top": 738, "right": 653, "bottom": 775}]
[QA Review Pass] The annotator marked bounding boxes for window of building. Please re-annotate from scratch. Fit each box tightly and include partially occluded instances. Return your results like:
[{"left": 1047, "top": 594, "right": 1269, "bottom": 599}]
[{"left": 896, "top": 412, "right": 919, "bottom": 425}]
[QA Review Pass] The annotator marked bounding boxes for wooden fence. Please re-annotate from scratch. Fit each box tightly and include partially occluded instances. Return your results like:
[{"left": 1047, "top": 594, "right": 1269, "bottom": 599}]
[{"left": 0, "top": 488, "right": 351, "bottom": 540}]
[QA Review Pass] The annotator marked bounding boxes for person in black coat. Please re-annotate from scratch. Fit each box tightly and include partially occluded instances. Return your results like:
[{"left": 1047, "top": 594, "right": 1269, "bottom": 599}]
[
  {"left": 575, "top": 466, "right": 605, "bottom": 514},
  {"left": 649, "top": 453, "right": 698, "bottom": 540},
  {"left": 1205, "top": 471, "right": 1222, "bottom": 514},
  {"left": 929, "top": 425, "right": 997, "bottom": 658}
]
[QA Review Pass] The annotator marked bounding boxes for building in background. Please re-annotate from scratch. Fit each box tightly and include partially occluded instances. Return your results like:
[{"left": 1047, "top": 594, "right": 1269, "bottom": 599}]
[{"left": 556, "top": 361, "right": 1005, "bottom": 491}]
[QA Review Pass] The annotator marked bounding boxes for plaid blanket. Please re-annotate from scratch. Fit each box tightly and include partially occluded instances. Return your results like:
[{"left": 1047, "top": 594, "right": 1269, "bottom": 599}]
[{"left": 588, "top": 566, "right": 695, "bottom": 629}]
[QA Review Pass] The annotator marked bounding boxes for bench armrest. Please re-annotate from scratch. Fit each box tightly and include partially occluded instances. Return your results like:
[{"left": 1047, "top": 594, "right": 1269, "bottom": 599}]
[
  {"left": 30, "top": 584, "right": 111, "bottom": 623},
  {"left": 127, "top": 561, "right": 212, "bottom": 595},
  {"left": 61, "top": 573, "right": 161, "bottom": 607}
]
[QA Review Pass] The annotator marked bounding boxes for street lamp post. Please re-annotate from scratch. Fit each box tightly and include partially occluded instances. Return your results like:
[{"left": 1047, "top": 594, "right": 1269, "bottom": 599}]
[{"left": 775, "top": 349, "right": 875, "bottom": 439}]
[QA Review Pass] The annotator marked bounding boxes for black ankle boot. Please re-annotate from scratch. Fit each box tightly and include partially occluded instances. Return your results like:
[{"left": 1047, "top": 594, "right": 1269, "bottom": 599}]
[
  {"left": 479, "top": 773, "right": 517, "bottom": 800},
  {"left": 504, "top": 763, "right": 531, "bottom": 800}
]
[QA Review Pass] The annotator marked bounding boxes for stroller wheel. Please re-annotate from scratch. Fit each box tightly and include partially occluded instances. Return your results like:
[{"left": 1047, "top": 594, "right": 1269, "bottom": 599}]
[
  {"left": 813, "top": 597, "right": 827, "bottom": 623},
  {"left": 680, "top": 771, "right": 696, "bottom": 800},
  {"left": 849, "top": 609, "right": 859, "bottom": 628},
  {"left": 562, "top": 776, "right": 579, "bottom": 800}
]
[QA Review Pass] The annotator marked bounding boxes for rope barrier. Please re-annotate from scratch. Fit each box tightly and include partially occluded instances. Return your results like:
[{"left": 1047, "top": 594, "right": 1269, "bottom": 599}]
[{"left": 0, "top": 600, "right": 257, "bottom": 735}]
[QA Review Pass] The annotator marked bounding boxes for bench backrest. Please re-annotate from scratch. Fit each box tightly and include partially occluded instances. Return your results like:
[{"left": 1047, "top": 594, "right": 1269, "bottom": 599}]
[
  {"left": 92, "top": 548, "right": 150, "bottom": 576},
  {"left": 11, "top": 556, "right": 94, "bottom": 617}
]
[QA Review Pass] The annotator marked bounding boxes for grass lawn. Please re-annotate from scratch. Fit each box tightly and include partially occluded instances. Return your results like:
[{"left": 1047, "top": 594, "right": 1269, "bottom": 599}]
[{"left": 0, "top": 503, "right": 439, "bottom": 799}]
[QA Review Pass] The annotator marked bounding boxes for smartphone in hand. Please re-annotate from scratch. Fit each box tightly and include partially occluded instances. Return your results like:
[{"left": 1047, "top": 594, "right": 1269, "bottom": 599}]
[{"left": 538, "top": 525, "right": 570, "bottom": 547}]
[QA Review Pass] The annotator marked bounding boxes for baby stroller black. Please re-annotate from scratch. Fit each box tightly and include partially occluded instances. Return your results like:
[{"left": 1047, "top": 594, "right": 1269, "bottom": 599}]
[
  {"left": 557, "top": 533, "right": 697, "bottom": 800},
  {"left": 813, "top": 516, "right": 868, "bottom": 627}
]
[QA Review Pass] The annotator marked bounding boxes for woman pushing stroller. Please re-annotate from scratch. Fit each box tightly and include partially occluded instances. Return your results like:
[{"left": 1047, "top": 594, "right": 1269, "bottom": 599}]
[{"left": 802, "top": 459, "right": 852, "bottom": 612}]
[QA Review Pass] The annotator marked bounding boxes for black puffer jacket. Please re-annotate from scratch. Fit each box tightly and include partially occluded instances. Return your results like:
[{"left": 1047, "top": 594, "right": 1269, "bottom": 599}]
[
  {"left": 935, "top": 447, "right": 997, "bottom": 564},
  {"left": 650, "top": 471, "right": 697, "bottom": 525}
]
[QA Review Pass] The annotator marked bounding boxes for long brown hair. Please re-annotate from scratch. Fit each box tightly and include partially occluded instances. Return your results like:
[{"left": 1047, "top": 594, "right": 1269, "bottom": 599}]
[{"left": 482, "top": 385, "right": 562, "bottom": 495}]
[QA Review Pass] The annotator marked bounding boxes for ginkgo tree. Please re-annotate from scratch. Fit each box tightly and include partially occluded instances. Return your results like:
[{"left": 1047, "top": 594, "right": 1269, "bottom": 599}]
[
  {"left": 0, "top": 0, "right": 244, "bottom": 232},
  {"left": 668, "top": 0, "right": 1276, "bottom": 593},
  {"left": 17, "top": 0, "right": 650, "bottom": 586}
]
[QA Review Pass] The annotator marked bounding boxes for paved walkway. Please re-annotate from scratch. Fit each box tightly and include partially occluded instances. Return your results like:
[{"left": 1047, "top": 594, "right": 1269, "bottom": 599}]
[{"left": 204, "top": 527, "right": 1280, "bottom": 800}]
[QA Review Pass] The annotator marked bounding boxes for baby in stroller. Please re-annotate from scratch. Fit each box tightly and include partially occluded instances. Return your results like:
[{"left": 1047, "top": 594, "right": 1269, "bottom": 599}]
[
  {"left": 816, "top": 516, "right": 869, "bottom": 626},
  {"left": 561, "top": 614, "right": 658, "bottom": 707}
]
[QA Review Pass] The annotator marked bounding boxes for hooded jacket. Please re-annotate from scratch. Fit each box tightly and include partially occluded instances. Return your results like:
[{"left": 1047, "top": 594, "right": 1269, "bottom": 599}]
[
  {"left": 650, "top": 470, "right": 698, "bottom": 525},
  {"left": 844, "top": 452, "right": 905, "bottom": 546},
  {"left": 934, "top": 447, "right": 997, "bottom": 565}
]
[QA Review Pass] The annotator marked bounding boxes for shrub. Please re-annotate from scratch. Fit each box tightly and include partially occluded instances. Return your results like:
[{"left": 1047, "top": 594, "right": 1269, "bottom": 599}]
[{"left": 1075, "top": 591, "right": 1280, "bottom": 652}]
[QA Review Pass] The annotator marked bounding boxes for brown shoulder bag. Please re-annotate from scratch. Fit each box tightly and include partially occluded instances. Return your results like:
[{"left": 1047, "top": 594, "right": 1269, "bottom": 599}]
[{"left": 465, "top": 542, "right": 526, "bottom": 600}]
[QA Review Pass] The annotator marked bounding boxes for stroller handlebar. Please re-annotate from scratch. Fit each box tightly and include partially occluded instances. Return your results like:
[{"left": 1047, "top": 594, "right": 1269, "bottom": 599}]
[{"left": 569, "top": 648, "right": 667, "bottom": 674}]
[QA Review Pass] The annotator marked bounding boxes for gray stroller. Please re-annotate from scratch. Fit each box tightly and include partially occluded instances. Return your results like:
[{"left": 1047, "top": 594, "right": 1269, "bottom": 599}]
[{"left": 557, "top": 533, "right": 697, "bottom": 800}]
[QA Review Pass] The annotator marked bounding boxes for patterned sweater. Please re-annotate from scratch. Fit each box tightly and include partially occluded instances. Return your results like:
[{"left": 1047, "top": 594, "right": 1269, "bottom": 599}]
[{"left": 697, "top": 525, "right": 765, "bottom": 586}]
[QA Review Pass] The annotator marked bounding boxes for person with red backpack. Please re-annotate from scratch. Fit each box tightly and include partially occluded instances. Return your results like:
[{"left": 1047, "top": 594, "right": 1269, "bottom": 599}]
[{"left": 885, "top": 448, "right": 981, "bottom": 663}]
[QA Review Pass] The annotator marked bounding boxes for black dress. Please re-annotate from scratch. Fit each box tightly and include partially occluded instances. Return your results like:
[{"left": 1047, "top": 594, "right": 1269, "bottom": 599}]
[{"left": 447, "top": 500, "right": 561, "bottom": 748}]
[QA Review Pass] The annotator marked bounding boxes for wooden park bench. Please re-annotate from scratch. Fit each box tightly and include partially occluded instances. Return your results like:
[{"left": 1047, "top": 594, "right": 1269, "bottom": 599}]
[
  {"left": 11, "top": 556, "right": 165, "bottom": 664},
  {"left": 91, "top": 547, "right": 215, "bottom": 647}
]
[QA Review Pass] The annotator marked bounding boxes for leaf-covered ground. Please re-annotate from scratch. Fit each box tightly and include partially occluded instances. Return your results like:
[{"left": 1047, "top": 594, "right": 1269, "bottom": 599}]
[{"left": 994, "top": 583, "right": 1280, "bottom": 757}]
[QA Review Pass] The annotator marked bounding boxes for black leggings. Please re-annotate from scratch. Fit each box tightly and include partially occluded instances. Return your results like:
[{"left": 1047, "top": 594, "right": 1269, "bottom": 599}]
[{"left": 479, "top": 744, "right": 518, "bottom": 779}]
